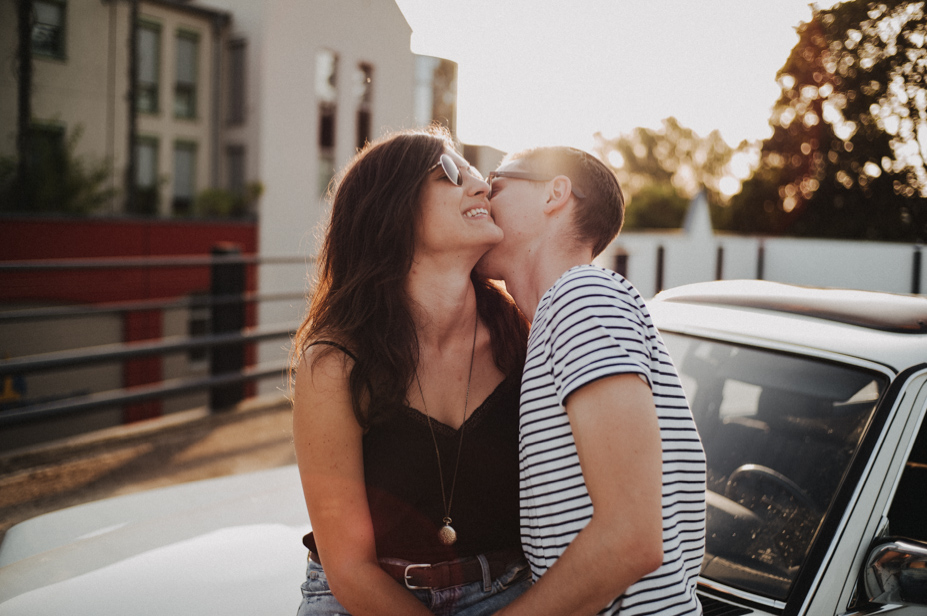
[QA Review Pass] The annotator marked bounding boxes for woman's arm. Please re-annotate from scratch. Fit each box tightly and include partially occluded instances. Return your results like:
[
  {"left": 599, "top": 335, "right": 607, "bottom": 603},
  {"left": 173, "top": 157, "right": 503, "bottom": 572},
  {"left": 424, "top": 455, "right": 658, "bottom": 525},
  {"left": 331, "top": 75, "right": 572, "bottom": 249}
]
[{"left": 293, "top": 350, "right": 432, "bottom": 615}]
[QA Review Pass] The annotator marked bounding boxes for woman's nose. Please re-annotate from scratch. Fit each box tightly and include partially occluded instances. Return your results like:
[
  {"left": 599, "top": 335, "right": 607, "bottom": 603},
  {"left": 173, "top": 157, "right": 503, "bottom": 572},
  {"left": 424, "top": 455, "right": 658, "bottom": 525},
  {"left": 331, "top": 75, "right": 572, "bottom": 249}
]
[{"left": 466, "top": 173, "right": 490, "bottom": 197}]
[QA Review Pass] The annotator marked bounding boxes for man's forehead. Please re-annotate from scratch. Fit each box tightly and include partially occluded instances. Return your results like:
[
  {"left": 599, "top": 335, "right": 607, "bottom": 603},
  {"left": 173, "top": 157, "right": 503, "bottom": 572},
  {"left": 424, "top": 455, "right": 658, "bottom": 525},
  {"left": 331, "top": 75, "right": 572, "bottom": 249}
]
[{"left": 495, "top": 159, "right": 533, "bottom": 174}]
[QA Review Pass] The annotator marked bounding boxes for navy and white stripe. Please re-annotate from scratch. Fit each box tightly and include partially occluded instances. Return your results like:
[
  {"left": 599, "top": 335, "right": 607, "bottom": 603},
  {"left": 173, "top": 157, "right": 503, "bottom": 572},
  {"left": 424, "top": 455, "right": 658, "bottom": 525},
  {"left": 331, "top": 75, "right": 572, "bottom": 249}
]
[{"left": 519, "top": 265, "right": 706, "bottom": 615}]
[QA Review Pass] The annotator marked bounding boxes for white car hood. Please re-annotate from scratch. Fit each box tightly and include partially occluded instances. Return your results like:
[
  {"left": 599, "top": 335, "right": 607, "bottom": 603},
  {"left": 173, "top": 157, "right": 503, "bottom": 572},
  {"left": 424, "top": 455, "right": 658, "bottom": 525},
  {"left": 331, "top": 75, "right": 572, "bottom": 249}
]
[{"left": 0, "top": 465, "right": 311, "bottom": 615}]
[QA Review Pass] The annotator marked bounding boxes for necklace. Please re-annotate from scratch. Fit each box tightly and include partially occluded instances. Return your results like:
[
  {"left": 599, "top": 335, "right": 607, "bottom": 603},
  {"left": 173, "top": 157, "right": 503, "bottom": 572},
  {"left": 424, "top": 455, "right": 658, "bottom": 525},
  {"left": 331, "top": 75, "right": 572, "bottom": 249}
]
[{"left": 413, "top": 314, "right": 478, "bottom": 546}]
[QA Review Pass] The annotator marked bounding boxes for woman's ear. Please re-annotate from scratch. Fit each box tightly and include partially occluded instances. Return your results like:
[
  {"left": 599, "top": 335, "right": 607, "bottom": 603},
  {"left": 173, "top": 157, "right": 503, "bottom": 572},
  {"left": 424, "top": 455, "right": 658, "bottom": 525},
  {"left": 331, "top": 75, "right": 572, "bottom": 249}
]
[{"left": 543, "top": 176, "right": 573, "bottom": 214}]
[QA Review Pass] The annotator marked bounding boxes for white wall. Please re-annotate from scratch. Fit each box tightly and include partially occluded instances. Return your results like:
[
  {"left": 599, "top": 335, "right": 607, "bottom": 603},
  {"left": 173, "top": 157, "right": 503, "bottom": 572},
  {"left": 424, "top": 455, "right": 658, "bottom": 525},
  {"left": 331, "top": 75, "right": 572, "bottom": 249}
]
[{"left": 199, "top": 0, "right": 419, "bottom": 394}]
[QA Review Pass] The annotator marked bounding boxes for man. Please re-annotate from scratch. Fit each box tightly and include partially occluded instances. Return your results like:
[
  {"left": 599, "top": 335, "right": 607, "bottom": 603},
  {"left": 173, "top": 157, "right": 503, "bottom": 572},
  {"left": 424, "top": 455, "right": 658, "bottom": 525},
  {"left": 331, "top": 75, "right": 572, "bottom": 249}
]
[{"left": 478, "top": 147, "right": 706, "bottom": 615}]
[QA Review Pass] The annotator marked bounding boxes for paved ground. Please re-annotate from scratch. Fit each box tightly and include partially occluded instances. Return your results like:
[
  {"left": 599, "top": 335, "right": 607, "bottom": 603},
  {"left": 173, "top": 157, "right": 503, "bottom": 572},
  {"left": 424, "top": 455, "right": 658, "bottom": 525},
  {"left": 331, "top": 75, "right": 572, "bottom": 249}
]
[{"left": 0, "top": 396, "right": 296, "bottom": 545}]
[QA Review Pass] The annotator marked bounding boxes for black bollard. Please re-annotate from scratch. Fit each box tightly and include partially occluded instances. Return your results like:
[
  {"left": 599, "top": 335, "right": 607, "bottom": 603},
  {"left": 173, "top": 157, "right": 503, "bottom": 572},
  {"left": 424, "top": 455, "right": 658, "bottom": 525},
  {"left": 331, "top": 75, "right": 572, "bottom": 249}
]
[{"left": 209, "top": 243, "right": 245, "bottom": 411}]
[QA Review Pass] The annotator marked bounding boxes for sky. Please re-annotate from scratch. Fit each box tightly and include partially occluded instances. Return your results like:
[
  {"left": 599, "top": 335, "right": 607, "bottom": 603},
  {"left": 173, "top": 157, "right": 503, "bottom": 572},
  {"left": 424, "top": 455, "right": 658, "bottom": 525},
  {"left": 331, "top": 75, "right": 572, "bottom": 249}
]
[{"left": 393, "top": 1, "right": 843, "bottom": 155}]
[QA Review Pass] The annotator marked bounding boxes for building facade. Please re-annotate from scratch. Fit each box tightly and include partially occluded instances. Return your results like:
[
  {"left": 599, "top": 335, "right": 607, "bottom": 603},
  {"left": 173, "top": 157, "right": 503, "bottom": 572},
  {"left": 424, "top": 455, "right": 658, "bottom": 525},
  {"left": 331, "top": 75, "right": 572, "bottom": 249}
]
[
  {"left": 191, "top": 0, "right": 463, "bottom": 393},
  {"left": 0, "top": 0, "right": 465, "bottom": 445},
  {"left": 0, "top": 0, "right": 237, "bottom": 217}
]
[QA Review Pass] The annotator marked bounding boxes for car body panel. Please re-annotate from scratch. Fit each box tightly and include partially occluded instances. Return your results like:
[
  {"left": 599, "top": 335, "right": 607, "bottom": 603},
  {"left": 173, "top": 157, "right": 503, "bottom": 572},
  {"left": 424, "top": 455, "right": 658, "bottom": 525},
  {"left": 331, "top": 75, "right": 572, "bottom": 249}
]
[
  {"left": 803, "top": 372, "right": 927, "bottom": 616},
  {"left": 0, "top": 465, "right": 310, "bottom": 615},
  {"left": 650, "top": 284, "right": 927, "bottom": 616},
  {"left": 648, "top": 299, "right": 925, "bottom": 374}
]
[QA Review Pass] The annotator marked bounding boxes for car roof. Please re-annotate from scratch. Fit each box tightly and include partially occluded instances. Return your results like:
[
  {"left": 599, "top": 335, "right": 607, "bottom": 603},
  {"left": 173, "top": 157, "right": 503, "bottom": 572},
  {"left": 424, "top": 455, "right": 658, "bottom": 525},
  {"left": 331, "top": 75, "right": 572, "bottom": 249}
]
[{"left": 650, "top": 280, "right": 927, "bottom": 374}]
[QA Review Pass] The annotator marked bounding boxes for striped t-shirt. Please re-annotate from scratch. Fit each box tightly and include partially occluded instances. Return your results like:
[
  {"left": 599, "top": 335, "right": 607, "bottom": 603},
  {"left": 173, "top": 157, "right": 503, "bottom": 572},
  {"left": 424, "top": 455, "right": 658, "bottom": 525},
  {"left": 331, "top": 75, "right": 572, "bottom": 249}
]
[{"left": 519, "top": 265, "right": 706, "bottom": 615}]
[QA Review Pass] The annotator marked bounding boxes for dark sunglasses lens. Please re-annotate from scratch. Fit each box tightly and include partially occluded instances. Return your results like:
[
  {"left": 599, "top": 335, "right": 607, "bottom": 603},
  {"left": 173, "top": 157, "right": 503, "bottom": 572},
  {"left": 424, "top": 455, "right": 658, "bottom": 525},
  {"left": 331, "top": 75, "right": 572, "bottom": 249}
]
[{"left": 440, "top": 154, "right": 462, "bottom": 186}]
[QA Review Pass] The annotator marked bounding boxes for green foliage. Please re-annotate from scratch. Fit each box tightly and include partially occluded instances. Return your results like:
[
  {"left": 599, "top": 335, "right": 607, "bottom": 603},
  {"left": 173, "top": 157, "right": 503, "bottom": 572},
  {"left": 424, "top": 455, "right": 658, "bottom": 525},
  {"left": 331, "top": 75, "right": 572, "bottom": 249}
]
[
  {"left": 0, "top": 125, "right": 116, "bottom": 215},
  {"left": 194, "top": 181, "right": 263, "bottom": 218},
  {"left": 728, "top": 0, "right": 927, "bottom": 241},
  {"left": 195, "top": 188, "right": 237, "bottom": 217},
  {"left": 594, "top": 117, "right": 740, "bottom": 230},
  {"left": 623, "top": 183, "right": 690, "bottom": 230}
]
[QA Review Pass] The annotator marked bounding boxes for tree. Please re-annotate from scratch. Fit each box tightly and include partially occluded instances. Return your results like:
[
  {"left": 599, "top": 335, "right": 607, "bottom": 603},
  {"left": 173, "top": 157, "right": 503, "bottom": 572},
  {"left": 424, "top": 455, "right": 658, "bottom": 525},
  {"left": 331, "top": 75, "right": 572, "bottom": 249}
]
[
  {"left": 0, "top": 126, "right": 116, "bottom": 214},
  {"left": 728, "top": 0, "right": 927, "bottom": 241},
  {"left": 594, "top": 117, "right": 741, "bottom": 230},
  {"left": 620, "top": 183, "right": 690, "bottom": 230}
]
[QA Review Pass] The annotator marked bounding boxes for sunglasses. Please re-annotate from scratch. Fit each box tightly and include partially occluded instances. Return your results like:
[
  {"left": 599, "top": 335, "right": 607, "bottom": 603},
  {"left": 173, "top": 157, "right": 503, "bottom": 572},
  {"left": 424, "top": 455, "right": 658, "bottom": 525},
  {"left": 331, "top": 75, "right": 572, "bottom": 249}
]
[
  {"left": 429, "top": 154, "right": 485, "bottom": 186},
  {"left": 487, "top": 170, "right": 586, "bottom": 200}
]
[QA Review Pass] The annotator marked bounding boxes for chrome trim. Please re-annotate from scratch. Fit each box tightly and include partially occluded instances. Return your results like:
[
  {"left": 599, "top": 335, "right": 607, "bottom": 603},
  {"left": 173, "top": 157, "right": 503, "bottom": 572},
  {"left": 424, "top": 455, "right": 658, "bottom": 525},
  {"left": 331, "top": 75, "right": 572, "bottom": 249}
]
[
  {"left": 698, "top": 578, "right": 786, "bottom": 610},
  {"left": 863, "top": 540, "right": 927, "bottom": 605}
]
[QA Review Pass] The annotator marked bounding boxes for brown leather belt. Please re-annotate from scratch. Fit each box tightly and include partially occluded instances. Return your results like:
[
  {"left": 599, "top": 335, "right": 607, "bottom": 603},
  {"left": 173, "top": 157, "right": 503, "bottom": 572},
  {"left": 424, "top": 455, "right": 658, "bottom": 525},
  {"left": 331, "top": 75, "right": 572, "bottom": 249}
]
[{"left": 309, "top": 547, "right": 523, "bottom": 591}]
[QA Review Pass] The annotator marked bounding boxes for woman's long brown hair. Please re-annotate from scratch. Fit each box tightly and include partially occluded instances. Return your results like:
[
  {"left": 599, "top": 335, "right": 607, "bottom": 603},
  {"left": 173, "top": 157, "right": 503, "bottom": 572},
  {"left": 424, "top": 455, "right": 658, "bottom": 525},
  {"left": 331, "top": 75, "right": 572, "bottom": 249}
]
[{"left": 292, "top": 127, "right": 528, "bottom": 429}]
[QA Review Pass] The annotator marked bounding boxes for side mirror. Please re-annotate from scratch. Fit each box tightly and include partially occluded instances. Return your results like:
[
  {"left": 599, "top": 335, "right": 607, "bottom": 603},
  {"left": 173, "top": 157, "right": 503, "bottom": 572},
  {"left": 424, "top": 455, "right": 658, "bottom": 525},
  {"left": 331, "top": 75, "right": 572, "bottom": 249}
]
[{"left": 862, "top": 539, "right": 927, "bottom": 607}]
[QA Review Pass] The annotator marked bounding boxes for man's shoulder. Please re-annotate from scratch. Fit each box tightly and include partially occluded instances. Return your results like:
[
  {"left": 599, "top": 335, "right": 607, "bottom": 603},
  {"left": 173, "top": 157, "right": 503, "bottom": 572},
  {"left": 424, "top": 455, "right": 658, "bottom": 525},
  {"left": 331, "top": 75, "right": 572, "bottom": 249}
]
[{"left": 547, "top": 265, "right": 644, "bottom": 310}]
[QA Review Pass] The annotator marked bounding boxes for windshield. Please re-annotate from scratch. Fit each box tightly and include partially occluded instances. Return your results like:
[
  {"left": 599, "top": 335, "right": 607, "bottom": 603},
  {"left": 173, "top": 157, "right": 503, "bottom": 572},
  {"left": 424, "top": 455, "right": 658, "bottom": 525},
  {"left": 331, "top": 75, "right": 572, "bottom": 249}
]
[{"left": 662, "top": 333, "right": 888, "bottom": 601}]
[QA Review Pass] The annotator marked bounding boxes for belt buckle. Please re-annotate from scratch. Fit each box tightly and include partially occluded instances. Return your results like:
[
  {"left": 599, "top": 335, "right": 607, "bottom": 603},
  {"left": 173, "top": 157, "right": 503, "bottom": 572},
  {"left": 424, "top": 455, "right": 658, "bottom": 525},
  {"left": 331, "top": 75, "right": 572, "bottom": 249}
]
[{"left": 403, "top": 563, "right": 433, "bottom": 590}]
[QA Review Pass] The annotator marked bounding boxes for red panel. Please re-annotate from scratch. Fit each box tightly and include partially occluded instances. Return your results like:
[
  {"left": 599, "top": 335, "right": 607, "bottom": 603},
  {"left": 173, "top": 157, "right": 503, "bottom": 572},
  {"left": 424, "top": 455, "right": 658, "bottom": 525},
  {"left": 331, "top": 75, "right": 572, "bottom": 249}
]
[
  {"left": 0, "top": 218, "right": 258, "bottom": 304},
  {"left": 1, "top": 217, "right": 260, "bottom": 421},
  {"left": 123, "top": 309, "right": 164, "bottom": 422}
]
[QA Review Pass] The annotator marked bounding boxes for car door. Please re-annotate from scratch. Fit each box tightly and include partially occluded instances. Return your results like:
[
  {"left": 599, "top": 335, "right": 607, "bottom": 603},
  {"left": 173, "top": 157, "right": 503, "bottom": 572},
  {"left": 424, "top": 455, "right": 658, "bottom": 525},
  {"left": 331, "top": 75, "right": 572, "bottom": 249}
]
[{"left": 802, "top": 368, "right": 927, "bottom": 615}]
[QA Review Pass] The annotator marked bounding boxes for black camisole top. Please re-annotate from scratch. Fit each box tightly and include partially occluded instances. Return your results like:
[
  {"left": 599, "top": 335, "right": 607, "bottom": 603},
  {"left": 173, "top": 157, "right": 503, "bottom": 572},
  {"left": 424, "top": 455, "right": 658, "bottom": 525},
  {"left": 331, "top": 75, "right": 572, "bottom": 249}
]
[{"left": 303, "top": 349, "right": 522, "bottom": 565}]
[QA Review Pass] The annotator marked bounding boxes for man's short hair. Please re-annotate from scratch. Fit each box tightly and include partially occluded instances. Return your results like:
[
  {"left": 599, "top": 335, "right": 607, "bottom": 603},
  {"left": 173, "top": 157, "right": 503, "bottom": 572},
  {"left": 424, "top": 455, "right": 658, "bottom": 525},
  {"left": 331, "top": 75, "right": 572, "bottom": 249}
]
[{"left": 508, "top": 146, "right": 625, "bottom": 257}]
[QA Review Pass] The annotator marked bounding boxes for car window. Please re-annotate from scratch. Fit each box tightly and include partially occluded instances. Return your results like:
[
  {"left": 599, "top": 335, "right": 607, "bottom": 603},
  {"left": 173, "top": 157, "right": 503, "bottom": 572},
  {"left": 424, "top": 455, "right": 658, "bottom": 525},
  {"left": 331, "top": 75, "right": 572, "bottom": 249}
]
[
  {"left": 662, "top": 333, "right": 888, "bottom": 602},
  {"left": 887, "top": 415, "right": 927, "bottom": 542}
]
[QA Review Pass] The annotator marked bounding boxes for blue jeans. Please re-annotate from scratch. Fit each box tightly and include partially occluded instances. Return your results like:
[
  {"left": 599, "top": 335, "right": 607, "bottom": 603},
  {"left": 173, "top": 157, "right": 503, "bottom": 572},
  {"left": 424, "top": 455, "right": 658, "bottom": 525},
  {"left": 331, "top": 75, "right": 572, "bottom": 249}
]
[{"left": 297, "top": 554, "right": 532, "bottom": 616}]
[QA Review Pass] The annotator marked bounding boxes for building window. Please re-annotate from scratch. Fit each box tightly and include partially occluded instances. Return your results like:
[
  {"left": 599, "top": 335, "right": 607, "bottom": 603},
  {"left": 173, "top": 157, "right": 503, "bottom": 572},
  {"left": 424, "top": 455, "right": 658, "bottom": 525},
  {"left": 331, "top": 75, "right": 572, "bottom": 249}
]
[
  {"left": 227, "top": 39, "right": 246, "bottom": 125},
  {"left": 226, "top": 145, "right": 245, "bottom": 195},
  {"left": 135, "top": 136, "right": 159, "bottom": 214},
  {"left": 27, "top": 124, "right": 65, "bottom": 178},
  {"left": 173, "top": 141, "right": 197, "bottom": 215},
  {"left": 355, "top": 63, "right": 373, "bottom": 150},
  {"left": 414, "top": 55, "right": 457, "bottom": 135},
  {"left": 316, "top": 49, "right": 338, "bottom": 197},
  {"left": 32, "top": 0, "right": 66, "bottom": 59},
  {"left": 175, "top": 31, "right": 199, "bottom": 119},
  {"left": 137, "top": 22, "right": 161, "bottom": 114},
  {"left": 22, "top": 124, "right": 65, "bottom": 210}
]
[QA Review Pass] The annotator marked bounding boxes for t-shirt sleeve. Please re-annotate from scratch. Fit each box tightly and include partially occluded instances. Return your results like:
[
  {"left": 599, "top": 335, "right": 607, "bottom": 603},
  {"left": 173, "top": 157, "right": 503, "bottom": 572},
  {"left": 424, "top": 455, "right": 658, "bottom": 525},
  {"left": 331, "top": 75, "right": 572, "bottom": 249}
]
[{"left": 546, "top": 272, "right": 652, "bottom": 407}]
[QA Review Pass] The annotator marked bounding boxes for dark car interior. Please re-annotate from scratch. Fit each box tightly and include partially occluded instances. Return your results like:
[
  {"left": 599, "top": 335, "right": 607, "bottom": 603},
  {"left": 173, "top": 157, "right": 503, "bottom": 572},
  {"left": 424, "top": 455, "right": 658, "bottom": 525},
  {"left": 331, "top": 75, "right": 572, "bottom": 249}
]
[{"left": 662, "top": 333, "right": 886, "bottom": 601}]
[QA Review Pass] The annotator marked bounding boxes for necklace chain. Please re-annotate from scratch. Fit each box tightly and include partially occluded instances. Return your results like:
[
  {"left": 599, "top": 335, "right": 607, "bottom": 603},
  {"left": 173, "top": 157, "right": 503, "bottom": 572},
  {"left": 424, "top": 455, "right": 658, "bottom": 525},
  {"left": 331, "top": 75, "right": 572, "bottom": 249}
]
[{"left": 413, "top": 314, "right": 478, "bottom": 545}]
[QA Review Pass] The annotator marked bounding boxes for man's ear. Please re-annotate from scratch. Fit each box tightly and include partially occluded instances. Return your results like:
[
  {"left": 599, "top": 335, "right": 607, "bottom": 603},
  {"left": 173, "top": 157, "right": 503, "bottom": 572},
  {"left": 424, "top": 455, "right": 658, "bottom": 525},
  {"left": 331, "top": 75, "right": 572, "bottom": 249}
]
[{"left": 543, "top": 176, "right": 573, "bottom": 215}]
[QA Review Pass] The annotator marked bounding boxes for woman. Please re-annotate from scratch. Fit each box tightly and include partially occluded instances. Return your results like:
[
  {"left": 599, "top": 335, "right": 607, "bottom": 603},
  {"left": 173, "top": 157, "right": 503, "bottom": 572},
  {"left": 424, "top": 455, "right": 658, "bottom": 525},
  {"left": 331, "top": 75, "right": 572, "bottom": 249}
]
[{"left": 291, "top": 127, "right": 531, "bottom": 615}]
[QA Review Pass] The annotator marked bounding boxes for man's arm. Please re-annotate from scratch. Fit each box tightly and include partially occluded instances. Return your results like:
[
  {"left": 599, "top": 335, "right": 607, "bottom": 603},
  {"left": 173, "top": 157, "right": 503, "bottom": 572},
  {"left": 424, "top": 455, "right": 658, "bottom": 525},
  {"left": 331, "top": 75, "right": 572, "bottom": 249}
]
[{"left": 496, "top": 373, "right": 664, "bottom": 616}]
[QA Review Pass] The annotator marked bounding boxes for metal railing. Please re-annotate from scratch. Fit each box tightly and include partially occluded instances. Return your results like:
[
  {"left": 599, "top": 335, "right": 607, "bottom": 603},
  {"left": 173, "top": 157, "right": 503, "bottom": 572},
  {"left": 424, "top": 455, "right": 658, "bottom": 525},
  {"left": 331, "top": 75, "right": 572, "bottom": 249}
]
[{"left": 0, "top": 248, "right": 308, "bottom": 431}]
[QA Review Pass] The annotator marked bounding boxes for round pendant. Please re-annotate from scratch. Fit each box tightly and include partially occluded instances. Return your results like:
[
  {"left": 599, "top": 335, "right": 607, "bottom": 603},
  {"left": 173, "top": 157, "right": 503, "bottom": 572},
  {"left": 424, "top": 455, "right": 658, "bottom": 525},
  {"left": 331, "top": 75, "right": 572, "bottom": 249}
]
[{"left": 438, "top": 524, "right": 457, "bottom": 546}]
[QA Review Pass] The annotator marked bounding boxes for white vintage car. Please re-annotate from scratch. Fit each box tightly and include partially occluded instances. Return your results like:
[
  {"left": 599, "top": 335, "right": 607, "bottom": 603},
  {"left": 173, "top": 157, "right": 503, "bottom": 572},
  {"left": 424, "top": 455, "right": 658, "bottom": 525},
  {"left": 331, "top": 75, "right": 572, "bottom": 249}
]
[{"left": 0, "top": 280, "right": 925, "bottom": 615}]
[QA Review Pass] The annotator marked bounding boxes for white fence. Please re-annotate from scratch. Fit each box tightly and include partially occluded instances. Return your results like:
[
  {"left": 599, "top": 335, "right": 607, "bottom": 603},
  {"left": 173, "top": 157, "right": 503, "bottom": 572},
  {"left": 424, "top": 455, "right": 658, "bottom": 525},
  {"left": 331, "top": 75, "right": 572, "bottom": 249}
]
[{"left": 601, "top": 194, "right": 925, "bottom": 300}]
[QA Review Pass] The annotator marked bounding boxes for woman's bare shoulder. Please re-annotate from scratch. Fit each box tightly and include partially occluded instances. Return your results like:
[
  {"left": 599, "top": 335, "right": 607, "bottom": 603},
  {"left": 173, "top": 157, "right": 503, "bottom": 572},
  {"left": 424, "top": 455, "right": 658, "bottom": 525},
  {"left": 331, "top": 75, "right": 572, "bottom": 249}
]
[{"left": 294, "top": 341, "right": 356, "bottom": 396}]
